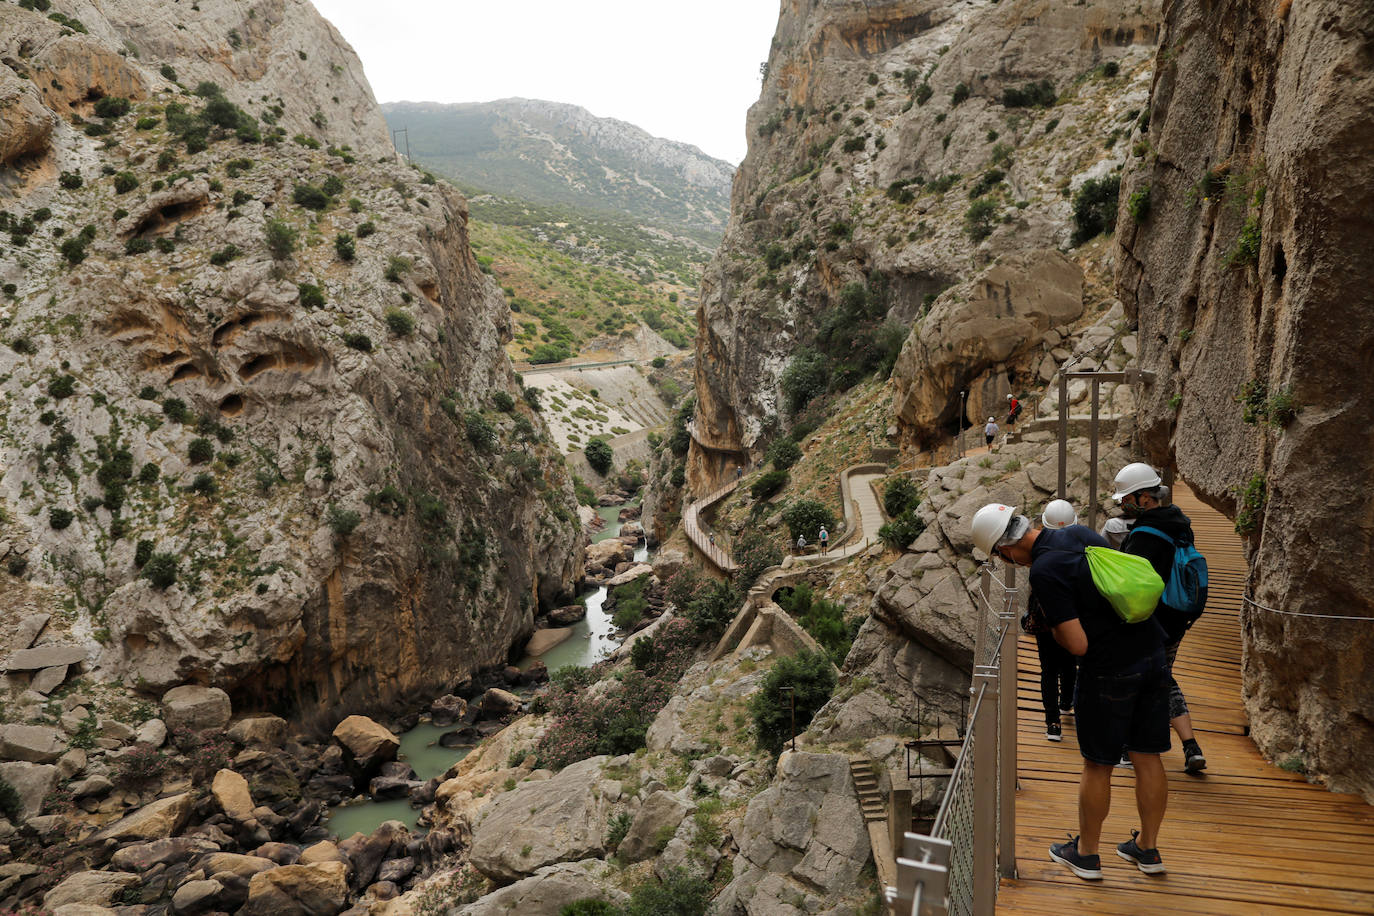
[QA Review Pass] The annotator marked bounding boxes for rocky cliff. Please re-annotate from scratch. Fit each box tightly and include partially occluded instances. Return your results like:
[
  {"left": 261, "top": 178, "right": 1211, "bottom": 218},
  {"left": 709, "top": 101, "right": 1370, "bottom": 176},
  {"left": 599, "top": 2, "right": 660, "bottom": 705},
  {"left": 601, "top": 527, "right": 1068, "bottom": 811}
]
[
  {"left": 1116, "top": 0, "right": 1374, "bottom": 801},
  {"left": 689, "top": 0, "right": 1161, "bottom": 488},
  {"left": 0, "top": 0, "right": 580, "bottom": 716}
]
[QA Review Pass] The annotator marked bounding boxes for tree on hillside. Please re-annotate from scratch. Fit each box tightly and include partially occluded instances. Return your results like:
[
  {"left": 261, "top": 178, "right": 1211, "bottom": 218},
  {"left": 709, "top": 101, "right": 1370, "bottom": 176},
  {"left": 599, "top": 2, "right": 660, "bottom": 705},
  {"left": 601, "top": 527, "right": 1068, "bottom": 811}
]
[{"left": 585, "top": 437, "right": 614, "bottom": 476}]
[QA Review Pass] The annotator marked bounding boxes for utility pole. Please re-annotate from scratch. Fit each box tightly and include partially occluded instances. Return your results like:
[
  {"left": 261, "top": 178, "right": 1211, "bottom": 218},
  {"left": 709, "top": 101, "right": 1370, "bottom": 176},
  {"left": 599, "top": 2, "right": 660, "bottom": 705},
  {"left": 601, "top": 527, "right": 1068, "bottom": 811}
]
[{"left": 392, "top": 127, "right": 409, "bottom": 163}]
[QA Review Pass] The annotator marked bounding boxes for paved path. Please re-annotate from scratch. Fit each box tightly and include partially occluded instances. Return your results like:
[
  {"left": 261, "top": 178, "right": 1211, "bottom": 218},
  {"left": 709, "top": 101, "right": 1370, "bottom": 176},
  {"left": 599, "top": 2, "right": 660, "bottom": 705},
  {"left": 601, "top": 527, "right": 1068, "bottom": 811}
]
[{"left": 996, "top": 483, "right": 1374, "bottom": 915}]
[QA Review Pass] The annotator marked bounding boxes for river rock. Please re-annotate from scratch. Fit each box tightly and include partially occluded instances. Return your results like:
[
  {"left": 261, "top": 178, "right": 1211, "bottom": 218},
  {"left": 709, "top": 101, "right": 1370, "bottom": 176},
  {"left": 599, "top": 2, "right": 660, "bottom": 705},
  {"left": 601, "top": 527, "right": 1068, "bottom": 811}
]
[
  {"left": 171, "top": 878, "right": 223, "bottom": 915},
  {"left": 480, "top": 688, "right": 522, "bottom": 719},
  {"left": 376, "top": 857, "right": 414, "bottom": 883},
  {"left": 547, "top": 605, "right": 586, "bottom": 626},
  {"left": 253, "top": 842, "right": 303, "bottom": 866},
  {"left": 161, "top": 686, "right": 232, "bottom": 733},
  {"left": 586, "top": 540, "right": 633, "bottom": 570},
  {"left": 605, "top": 564, "right": 653, "bottom": 588},
  {"left": 297, "top": 841, "right": 347, "bottom": 868},
  {"left": 429, "top": 694, "right": 467, "bottom": 725},
  {"left": 455, "top": 859, "right": 630, "bottom": 916},
  {"left": 331, "top": 716, "right": 399, "bottom": 771},
  {"left": 94, "top": 793, "right": 194, "bottom": 842},
  {"left": 2, "top": 645, "right": 87, "bottom": 672},
  {"left": 110, "top": 837, "right": 220, "bottom": 871},
  {"left": 228, "top": 716, "right": 289, "bottom": 748},
  {"left": 50, "top": 907, "right": 115, "bottom": 916},
  {"left": 70, "top": 774, "right": 114, "bottom": 799},
  {"left": 468, "top": 755, "right": 612, "bottom": 882},
  {"left": 616, "top": 790, "right": 694, "bottom": 864},
  {"left": 524, "top": 628, "right": 573, "bottom": 657},
  {"left": 212, "top": 769, "right": 256, "bottom": 821},
  {"left": 0, "top": 724, "right": 67, "bottom": 763},
  {"left": 368, "top": 776, "right": 417, "bottom": 800},
  {"left": 200, "top": 853, "right": 279, "bottom": 879},
  {"left": 0, "top": 761, "right": 57, "bottom": 820},
  {"left": 43, "top": 871, "right": 140, "bottom": 909},
  {"left": 136, "top": 718, "right": 168, "bottom": 747},
  {"left": 240, "top": 861, "right": 348, "bottom": 916}
]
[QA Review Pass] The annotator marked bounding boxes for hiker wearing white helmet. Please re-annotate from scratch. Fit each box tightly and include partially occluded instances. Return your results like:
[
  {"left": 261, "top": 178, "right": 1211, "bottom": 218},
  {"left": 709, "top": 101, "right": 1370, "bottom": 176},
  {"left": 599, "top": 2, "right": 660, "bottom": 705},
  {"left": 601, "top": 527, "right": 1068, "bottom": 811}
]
[
  {"left": 969, "top": 501, "right": 1170, "bottom": 881},
  {"left": 1114, "top": 462, "right": 1208, "bottom": 775},
  {"left": 1042, "top": 499, "right": 1078, "bottom": 529},
  {"left": 1006, "top": 392, "right": 1022, "bottom": 425},
  {"left": 984, "top": 416, "right": 998, "bottom": 447}
]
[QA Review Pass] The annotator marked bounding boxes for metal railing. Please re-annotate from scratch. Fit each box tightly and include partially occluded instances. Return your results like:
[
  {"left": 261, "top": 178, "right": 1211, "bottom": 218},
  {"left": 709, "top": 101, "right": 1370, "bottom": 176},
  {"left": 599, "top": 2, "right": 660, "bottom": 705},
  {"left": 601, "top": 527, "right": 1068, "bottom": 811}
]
[
  {"left": 888, "top": 564, "right": 1023, "bottom": 916},
  {"left": 682, "top": 478, "right": 740, "bottom": 572}
]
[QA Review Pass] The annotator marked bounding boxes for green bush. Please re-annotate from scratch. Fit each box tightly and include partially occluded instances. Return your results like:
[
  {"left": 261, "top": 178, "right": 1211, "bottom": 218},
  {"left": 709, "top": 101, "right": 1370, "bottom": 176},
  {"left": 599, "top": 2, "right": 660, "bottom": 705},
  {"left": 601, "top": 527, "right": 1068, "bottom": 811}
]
[
  {"left": 750, "top": 650, "right": 837, "bottom": 756},
  {"left": 751, "top": 469, "right": 789, "bottom": 501},
  {"left": 384, "top": 255, "right": 411, "bottom": 282},
  {"left": 162, "top": 397, "right": 190, "bottom": 423},
  {"left": 292, "top": 182, "right": 329, "bottom": 211},
  {"left": 298, "top": 283, "right": 325, "bottom": 309},
  {"left": 781, "top": 499, "right": 835, "bottom": 543},
  {"left": 1071, "top": 176, "right": 1121, "bottom": 245},
  {"left": 264, "top": 218, "right": 297, "bottom": 259},
  {"left": 562, "top": 899, "right": 619, "bottom": 916},
  {"left": 209, "top": 244, "right": 240, "bottom": 266},
  {"left": 113, "top": 171, "right": 138, "bottom": 194},
  {"left": 384, "top": 308, "right": 414, "bottom": 336},
  {"left": 343, "top": 332, "right": 373, "bottom": 352},
  {"left": 186, "top": 472, "right": 217, "bottom": 496},
  {"left": 134, "top": 538, "right": 154, "bottom": 567},
  {"left": 0, "top": 777, "right": 22, "bottom": 822},
  {"left": 951, "top": 82, "right": 970, "bottom": 105},
  {"left": 585, "top": 437, "right": 614, "bottom": 475},
  {"left": 1002, "top": 79, "right": 1056, "bottom": 108},
  {"left": 765, "top": 437, "right": 802, "bottom": 470},
  {"left": 465, "top": 412, "right": 498, "bottom": 452},
  {"left": 123, "top": 237, "right": 152, "bottom": 255},
  {"left": 779, "top": 582, "right": 854, "bottom": 664},
  {"left": 187, "top": 437, "right": 214, "bottom": 464},
  {"left": 879, "top": 511, "right": 926, "bottom": 551},
  {"left": 93, "top": 96, "right": 130, "bottom": 118},
  {"left": 1127, "top": 186, "right": 1152, "bottom": 223},
  {"left": 59, "top": 237, "right": 88, "bottom": 264},
  {"left": 48, "top": 374, "right": 76, "bottom": 398},
  {"left": 59, "top": 170, "right": 83, "bottom": 189},
  {"left": 334, "top": 232, "right": 355, "bottom": 261},
  {"left": 327, "top": 503, "right": 361, "bottom": 537},
  {"left": 49, "top": 507, "right": 74, "bottom": 530},
  {"left": 142, "top": 552, "right": 178, "bottom": 588},
  {"left": 735, "top": 530, "right": 783, "bottom": 589},
  {"left": 138, "top": 462, "right": 160, "bottom": 485},
  {"left": 651, "top": 356, "right": 667, "bottom": 368},
  {"left": 620, "top": 869, "right": 714, "bottom": 916},
  {"left": 492, "top": 390, "right": 515, "bottom": 412},
  {"left": 883, "top": 476, "right": 921, "bottom": 518},
  {"left": 356, "top": 220, "right": 376, "bottom": 238},
  {"left": 781, "top": 348, "right": 828, "bottom": 412},
  {"left": 685, "top": 581, "right": 741, "bottom": 640},
  {"left": 964, "top": 198, "right": 999, "bottom": 242}
]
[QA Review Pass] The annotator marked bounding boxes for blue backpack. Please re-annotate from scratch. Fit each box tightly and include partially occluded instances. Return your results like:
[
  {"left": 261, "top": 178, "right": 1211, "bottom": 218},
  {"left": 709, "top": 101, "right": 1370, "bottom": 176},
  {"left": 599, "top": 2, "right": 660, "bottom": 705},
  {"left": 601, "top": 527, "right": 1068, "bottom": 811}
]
[{"left": 1131, "top": 526, "right": 1208, "bottom": 617}]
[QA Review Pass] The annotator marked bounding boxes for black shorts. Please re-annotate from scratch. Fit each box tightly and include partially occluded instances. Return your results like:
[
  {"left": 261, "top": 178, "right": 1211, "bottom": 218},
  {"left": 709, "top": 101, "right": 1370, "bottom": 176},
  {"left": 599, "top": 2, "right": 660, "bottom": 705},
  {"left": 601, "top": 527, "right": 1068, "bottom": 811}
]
[{"left": 1074, "top": 652, "right": 1170, "bottom": 765}]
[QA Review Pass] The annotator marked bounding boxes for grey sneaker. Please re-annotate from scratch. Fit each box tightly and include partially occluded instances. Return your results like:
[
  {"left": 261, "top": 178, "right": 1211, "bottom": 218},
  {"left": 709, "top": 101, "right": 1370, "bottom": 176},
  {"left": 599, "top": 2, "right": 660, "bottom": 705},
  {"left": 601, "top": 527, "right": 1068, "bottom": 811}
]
[
  {"left": 1117, "top": 829, "right": 1166, "bottom": 874},
  {"left": 1183, "top": 739, "right": 1207, "bottom": 774},
  {"left": 1049, "top": 834, "right": 1103, "bottom": 880},
  {"left": 1046, "top": 722, "right": 1062, "bottom": 742}
]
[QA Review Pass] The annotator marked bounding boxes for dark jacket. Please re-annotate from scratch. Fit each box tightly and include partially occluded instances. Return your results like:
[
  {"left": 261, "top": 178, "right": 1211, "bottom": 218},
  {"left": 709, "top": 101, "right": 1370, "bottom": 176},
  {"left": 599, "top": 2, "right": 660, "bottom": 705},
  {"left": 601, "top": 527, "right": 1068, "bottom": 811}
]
[{"left": 1122, "top": 504, "right": 1196, "bottom": 640}]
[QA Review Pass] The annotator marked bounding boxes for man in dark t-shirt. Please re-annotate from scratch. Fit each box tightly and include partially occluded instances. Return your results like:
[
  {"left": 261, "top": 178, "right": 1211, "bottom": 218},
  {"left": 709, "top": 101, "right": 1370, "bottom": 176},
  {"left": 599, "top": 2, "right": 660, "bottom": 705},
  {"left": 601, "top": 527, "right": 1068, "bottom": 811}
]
[{"left": 970, "top": 503, "right": 1171, "bottom": 881}]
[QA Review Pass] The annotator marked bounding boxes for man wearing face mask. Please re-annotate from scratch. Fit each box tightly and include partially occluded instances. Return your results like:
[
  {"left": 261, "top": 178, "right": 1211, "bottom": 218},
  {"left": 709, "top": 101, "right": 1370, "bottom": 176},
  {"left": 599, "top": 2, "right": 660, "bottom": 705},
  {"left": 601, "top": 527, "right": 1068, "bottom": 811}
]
[{"left": 1113, "top": 464, "right": 1207, "bottom": 775}]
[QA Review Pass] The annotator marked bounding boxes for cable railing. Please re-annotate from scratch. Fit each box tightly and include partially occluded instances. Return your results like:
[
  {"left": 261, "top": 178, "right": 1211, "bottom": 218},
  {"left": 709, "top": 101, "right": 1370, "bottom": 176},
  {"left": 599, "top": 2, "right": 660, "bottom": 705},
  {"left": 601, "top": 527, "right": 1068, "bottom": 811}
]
[{"left": 888, "top": 564, "right": 1022, "bottom": 916}]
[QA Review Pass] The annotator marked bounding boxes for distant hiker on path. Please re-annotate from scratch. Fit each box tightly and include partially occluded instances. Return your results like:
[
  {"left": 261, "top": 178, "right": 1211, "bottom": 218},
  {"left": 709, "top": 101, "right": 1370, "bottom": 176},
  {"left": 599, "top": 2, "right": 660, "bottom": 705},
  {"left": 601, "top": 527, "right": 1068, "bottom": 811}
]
[
  {"left": 971, "top": 501, "right": 1171, "bottom": 882},
  {"left": 819, "top": 526, "right": 829, "bottom": 554},
  {"left": 1115, "top": 463, "right": 1208, "bottom": 774},
  {"left": 1007, "top": 393, "right": 1022, "bottom": 425},
  {"left": 985, "top": 417, "right": 999, "bottom": 447},
  {"left": 796, "top": 534, "right": 807, "bottom": 554}
]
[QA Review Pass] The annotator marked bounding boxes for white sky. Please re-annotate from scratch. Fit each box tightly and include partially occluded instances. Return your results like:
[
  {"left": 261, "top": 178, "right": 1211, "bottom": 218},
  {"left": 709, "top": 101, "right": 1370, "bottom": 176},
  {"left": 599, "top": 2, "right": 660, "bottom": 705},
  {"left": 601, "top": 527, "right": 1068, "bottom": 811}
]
[{"left": 310, "top": 0, "right": 781, "bottom": 165}]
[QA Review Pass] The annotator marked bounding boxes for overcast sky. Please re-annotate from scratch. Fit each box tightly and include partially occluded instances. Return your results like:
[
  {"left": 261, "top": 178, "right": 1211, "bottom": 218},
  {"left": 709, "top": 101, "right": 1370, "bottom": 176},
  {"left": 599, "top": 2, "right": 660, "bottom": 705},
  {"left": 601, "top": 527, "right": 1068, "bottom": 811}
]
[{"left": 310, "top": 1, "right": 781, "bottom": 165}]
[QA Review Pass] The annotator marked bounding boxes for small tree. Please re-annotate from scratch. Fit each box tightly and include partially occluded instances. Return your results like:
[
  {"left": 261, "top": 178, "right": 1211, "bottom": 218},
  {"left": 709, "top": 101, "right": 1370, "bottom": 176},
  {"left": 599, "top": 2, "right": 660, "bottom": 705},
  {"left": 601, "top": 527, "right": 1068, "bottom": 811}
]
[
  {"left": 585, "top": 437, "right": 614, "bottom": 476},
  {"left": 735, "top": 530, "right": 783, "bottom": 589},
  {"left": 749, "top": 650, "right": 837, "bottom": 756},
  {"left": 781, "top": 499, "right": 835, "bottom": 543},
  {"left": 883, "top": 476, "right": 921, "bottom": 518},
  {"left": 750, "top": 469, "right": 789, "bottom": 501},
  {"left": 765, "top": 437, "right": 802, "bottom": 470},
  {"left": 1071, "top": 175, "right": 1121, "bottom": 245},
  {"left": 142, "top": 553, "right": 179, "bottom": 589},
  {"left": 264, "top": 218, "right": 297, "bottom": 259},
  {"left": 780, "top": 348, "right": 829, "bottom": 412}
]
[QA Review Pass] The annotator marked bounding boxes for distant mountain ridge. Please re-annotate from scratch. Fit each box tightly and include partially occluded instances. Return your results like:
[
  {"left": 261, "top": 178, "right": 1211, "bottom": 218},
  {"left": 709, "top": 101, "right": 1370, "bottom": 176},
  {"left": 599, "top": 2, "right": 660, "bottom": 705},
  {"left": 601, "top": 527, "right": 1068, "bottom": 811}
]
[{"left": 381, "top": 98, "right": 734, "bottom": 245}]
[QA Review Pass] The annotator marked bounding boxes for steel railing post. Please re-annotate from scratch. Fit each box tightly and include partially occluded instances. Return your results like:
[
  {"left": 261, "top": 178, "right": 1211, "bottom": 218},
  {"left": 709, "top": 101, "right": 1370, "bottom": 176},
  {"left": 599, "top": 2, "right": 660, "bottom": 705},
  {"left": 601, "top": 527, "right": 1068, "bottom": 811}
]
[
  {"left": 1088, "top": 379, "right": 1100, "bottom": 531},
  {"left": 1057, "top": 373, "right": 1069, "bottom": 499},
  {"left": 997, "top": 565, "right": 1018, "bottom": 880},
  {"left": 972, "top": 676, "right": 998, "bottom": 916}
]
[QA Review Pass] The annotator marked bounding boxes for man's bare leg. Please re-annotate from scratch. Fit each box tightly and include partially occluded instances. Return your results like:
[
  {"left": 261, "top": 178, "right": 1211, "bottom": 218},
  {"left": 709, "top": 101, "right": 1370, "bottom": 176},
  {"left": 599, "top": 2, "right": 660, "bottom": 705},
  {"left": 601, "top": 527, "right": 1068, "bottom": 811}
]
[{"left": 1077, "top": 761, "right": 1114, "bottom": 854}]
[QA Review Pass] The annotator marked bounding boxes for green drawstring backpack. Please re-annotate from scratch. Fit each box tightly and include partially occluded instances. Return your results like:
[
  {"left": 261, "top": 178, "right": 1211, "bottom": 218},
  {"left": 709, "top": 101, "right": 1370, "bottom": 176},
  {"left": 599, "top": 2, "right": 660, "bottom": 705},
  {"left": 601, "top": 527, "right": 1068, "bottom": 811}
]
[{"left": 1084, "top": 546, "right": 1165, "bottom": 623}]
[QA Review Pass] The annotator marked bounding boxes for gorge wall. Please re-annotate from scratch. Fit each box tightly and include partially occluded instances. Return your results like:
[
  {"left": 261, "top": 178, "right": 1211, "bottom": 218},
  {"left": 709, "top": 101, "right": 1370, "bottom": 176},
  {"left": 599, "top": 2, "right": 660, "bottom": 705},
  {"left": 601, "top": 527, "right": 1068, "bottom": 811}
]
[
  {"left": 689, "top": 0, "right": 1162, "bottom": 490},
  {"left": 0, "top": 0, "right": 581, "bottom": 716},
  {"left": 1116, "top": 0, "right": 1374, "bottom": 800}
]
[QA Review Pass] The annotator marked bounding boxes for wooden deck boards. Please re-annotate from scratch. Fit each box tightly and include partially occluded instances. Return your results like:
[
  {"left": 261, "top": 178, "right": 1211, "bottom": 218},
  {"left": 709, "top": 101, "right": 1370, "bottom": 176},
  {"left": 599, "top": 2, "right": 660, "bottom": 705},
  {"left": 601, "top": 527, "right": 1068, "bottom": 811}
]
[{"left": 995, "top": 484, "right": 1374, "bottom": 915}]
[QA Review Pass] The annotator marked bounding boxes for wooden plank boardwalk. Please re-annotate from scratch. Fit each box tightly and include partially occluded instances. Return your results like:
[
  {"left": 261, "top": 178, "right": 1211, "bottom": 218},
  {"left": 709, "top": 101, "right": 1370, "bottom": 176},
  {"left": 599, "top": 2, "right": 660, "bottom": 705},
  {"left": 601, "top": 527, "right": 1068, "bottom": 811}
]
[{"left": 996, "top": 483, "right": 1374, "bottom": 915}]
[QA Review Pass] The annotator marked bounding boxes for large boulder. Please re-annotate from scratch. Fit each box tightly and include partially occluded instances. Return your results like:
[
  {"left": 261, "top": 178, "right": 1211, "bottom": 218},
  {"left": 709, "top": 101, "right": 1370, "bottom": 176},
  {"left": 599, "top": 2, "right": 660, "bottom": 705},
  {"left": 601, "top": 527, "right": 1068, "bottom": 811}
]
[
  {"left": 715, "top": 752, "right": 871, "bottom": 914},
  {"left": 893, "top": 249, "right": 1085, "bottom": 448},
  {"left": 524, "top": 628, "right": 572, "bottom": 657},
  {"left": 212, "top": 768, "right": 256, "bottom": 821},
  {"left": 228, "top": 716, "right": 289, "bottom": 748},
  {"left": 479, "top": 688, "right": 522, "bottom": 719},
  {"left": 93, "top": 793, "right": 194, "bottom": 842},
  {"left": 429, "top": 695, "right": 468, "bottom": 726},
  {"left": 7, "top": 613, "right": 50, "bottom": 652},
  {"left": 616, "top": 790, "right": 694, "bottom": 864},
  {"left": 43, "top": 872, "right": 140, "bottom": 909},
  {"left": 0, "top": 724, "right": 67, "bottom": 763},
  {"left": 240, "top": 861, "right": 348, "bottom": 916},
  {"left": 330, "top": 716, "right": 399, "bottom": 772},
  {"left": 455, "top": 860, "right": 630, "bottom": 916},
  {"left": 200, "top": 853, "right": 278, "bottom": 879},
  {"left": 0, "top": 645, "right": 86, "bottom": 672},
  {"left": 468, "top": 755, "right": 613, "bottom": 882},
  {"left": 171, "top": 879, "right": 224, "bottom": 915},
  {"left": 110, "top": 837, "right": 220, "bottom": 871},
  {"left": 0, "top": 761, "right": 57, "bottom": 820},
  {"left": 161, "top": 686, "right": 232, "bottom": 733},
  {"left": 547, "top": 605, "right": 586, "bottom": 626}
]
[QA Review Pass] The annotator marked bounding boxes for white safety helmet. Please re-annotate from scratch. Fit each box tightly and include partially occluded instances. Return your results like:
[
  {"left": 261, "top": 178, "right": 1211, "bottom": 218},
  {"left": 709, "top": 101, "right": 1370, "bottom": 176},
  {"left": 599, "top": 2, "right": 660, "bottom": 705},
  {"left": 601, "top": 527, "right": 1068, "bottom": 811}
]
[
  {"left": 1041, "top": 499, "right": 1078, "bottom": 529},
  {"left": 987, "top": 417, "right": 995, "bottom": 423},
  {"left": 1112, "top": 462, "right": 1163, "bottom": 501},
  {"left": 971, "top": 503, "right": 1029, "bottom": 557},
  {"left": 1007, "top": 394, "right": 1014, "bottom": 400}
]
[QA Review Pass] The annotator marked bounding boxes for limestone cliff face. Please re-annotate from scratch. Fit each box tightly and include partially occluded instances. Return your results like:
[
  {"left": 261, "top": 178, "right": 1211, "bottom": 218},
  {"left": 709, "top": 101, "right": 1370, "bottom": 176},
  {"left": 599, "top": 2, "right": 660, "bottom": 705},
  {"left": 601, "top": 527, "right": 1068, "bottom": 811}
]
[
  {"left": 1116, "top": 0, "right": 1374, "bottom": 801},
  {"left": 691, "top": 0, "right": 1160, "bottom": 485},
  {"left": 0, "top": 0, "right": 580, "bottom": 715}
]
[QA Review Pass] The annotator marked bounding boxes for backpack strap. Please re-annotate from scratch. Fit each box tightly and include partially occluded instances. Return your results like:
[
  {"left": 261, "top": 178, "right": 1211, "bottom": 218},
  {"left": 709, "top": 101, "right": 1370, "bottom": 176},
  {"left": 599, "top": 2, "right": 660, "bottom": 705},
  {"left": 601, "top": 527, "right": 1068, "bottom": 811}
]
[{"left": 1129, "top": 525, "right": 1179, "bottom": 546}]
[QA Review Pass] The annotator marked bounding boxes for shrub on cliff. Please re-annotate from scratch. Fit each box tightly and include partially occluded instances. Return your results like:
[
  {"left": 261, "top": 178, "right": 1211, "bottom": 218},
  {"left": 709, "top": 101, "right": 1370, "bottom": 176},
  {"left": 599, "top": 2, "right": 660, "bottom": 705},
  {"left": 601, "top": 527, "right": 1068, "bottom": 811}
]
[
  {"left": 141, "top": 553, "right": 179, "bottom": 589},
  {"left": 0, "top": 777, "right": 21, "bottom": 822},
  {"left": 264, "top": 219, "right": 298, "bottom": 259},
  {"left": 749, "top": 649, "right": 837, "bottom": 756},
  {"left": 781, "top": 499, "right": 835, "bottom": 544},
  {"left": 781, "top": 348, "right": 828, "bottom": 412},
  {"left": 585, "top": 437, "right": 614, "bottom": 476},
  {"left": 779, "top": 582, "right": 854, "bottom": 666},
  {"left": 883, "top": 476, "right": 921, "bottom": 518},
  {"left": 750, "top": 469, "right": 789, "bottom": 501},
  {"left": 1071, "top": 176, "right": 1121, "bottom": 245},
  {"left": 734, "top": 530, "right": 783, "bottom": 589},
  {"left": 765, "top": 437, "right": 802, "bottom": 470}
]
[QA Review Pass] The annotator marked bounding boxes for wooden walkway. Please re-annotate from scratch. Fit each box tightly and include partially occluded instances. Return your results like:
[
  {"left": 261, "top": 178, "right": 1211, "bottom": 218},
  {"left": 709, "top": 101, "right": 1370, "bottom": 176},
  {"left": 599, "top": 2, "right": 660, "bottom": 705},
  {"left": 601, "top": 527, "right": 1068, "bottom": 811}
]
[{"left": 996, "top": 483, "right": 1374, "bottom": 915}]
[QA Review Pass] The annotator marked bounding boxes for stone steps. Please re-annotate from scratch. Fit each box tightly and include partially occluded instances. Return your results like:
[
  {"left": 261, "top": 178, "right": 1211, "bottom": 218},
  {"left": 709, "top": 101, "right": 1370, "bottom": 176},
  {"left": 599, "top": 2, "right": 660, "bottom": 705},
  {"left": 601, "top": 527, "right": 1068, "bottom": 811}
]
[{"left": 849, "top": 757, "right": 886, "bottom": 824}]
